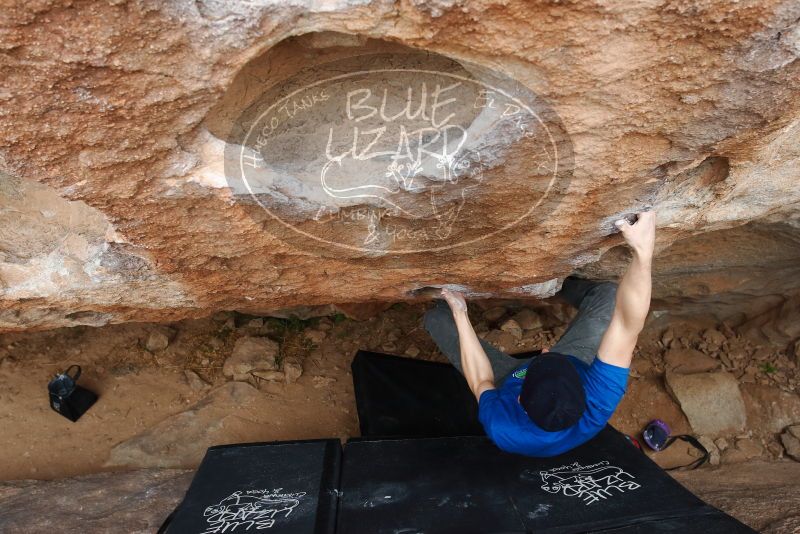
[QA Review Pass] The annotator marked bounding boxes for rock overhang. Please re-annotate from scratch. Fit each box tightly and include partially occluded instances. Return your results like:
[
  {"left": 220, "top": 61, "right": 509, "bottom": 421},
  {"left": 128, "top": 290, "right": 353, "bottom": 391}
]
[{"left": 0, "top": 1, "right": 798, "bottom": 331}]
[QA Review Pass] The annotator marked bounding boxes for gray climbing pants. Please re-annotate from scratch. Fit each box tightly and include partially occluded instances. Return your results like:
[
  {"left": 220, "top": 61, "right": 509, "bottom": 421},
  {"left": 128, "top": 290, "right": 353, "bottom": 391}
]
[{"left": 423, "top": 278, "right": 618, "bottom": 385}]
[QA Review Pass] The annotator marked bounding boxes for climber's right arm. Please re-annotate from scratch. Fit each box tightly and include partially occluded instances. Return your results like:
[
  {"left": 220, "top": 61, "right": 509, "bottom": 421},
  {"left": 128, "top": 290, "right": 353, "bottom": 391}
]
[
  {"left": 440, "top": 288, "right": 496, "bottom": 400},
  {"left": 597, "top": 211, "right": 656, "bottom": 369}
]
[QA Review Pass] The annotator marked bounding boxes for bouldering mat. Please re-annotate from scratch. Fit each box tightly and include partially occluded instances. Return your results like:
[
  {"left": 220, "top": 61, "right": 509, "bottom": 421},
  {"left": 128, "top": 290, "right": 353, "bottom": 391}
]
[
  {"left": 160, "top": 439, "right": 340, "bottom": 534},
  {"left": 338, "top": 429, "right": 755, "bottom": 533},
  {"left": 351, "top": 349, "right": 484, "bottom": 438},
  {"left": 158, "top": 352, "right": 756, "bottom": 534},
  {"left": 343, "top": 351, "right": 755, "bottom": 533}
]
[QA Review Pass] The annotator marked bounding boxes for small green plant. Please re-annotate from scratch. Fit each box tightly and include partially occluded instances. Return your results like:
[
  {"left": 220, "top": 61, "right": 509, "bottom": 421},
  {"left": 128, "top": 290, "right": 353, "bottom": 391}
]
[
  {"left": 265, "top": 315, "right": 314, "bottom": 336},
  {"left": 332, "top": 313, "right": 347, "bottom": 324},
  {"left": 759, "top": 362, "right": 777, "bottom": 374},
  {"left": 268, "top": 315, "right": 321, "bottom": 364}
]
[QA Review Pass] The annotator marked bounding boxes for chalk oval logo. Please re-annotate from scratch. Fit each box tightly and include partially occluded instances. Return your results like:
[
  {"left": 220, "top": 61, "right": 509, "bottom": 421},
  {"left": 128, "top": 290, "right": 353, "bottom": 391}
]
[{"left": 223, "top": 53, "right": 573, "bottom": 257}]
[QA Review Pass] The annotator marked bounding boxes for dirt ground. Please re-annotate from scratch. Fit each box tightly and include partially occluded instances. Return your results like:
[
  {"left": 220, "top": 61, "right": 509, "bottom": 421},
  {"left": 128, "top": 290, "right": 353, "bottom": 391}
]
[{"left": 0, "top": 299, "right": 797, "bottom": 481}]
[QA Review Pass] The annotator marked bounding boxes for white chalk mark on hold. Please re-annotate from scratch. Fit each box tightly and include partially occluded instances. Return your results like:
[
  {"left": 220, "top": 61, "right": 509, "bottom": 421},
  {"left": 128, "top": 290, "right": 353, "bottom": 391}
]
[{"left": 509, "top": 278, "right": 561, "bottom": 298}]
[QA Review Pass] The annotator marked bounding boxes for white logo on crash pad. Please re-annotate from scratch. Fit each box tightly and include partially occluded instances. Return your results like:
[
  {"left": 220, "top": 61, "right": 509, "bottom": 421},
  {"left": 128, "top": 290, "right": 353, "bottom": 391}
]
[
  {"left": 202, "top": 488, "right": 306, "bottom": 532},
  {"left": 537, "top": 461, "right": 640, "bottom": 506}
]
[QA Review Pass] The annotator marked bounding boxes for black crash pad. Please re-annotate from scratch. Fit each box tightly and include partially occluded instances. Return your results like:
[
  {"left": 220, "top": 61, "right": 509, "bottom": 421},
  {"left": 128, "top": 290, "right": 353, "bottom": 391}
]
[
  {"left": 160, "top": 351, "right": 755, "bottom": 534},
  {"left": 351, "top": 350, "right": 484, "bottom": 438},
  {"left": 343, "top": 351, "right": 755, "bottom": 534},
  {"left": 338, "top": 429, "right": 754, "bottom": 533},
  {"left": 161, "top": 439, "right": 340, "bottom": 534}
]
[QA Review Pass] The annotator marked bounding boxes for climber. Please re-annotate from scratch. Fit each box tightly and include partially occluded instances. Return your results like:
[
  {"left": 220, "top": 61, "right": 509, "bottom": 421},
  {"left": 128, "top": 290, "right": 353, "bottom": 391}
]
[{"left": 423, "top": 211, "right": 656, "bottom": 457}]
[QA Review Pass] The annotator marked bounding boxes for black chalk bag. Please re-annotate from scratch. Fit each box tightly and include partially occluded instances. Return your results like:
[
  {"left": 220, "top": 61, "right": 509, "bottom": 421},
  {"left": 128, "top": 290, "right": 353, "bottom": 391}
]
[{"left": 48, "top": 365, "right": 97, "bottom": 422}]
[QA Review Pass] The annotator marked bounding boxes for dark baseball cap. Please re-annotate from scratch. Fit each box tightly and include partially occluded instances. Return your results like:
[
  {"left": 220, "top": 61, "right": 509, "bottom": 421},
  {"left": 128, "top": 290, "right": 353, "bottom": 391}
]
[{"left": 519, "top": 353, "right": 586, "bottom": 432}]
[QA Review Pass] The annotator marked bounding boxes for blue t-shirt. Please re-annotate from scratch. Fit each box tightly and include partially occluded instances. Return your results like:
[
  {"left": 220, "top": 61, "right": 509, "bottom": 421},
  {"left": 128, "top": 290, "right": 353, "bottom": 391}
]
[{"left": 478, "top": 356, "right": 629, "bottom": 457}]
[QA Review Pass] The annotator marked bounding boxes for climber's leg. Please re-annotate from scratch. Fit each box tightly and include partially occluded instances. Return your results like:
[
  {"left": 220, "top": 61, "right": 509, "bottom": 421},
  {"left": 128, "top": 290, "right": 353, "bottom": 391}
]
[{"left": 550, "top": 277, "right": 618, "bottom": 365}]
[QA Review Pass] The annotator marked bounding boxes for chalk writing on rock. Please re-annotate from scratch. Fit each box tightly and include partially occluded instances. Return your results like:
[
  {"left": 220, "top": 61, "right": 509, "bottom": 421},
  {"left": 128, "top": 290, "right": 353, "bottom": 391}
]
[{"left": 225, "top": 52, "right": 573, "bottom": 257}]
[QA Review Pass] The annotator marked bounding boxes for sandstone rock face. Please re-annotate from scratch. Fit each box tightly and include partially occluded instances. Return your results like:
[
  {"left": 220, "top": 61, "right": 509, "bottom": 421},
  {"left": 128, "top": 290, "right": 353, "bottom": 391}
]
[
  {"left": 145, "top": 329, "right": 172, "bottom": 352},
  {"left": 664, "top": 347, "right": 720, "bottom": 374},
  {"left": 223, "top": 336, "right": 280, "bottom": 380},
  {"left": 671, "top": 461, "right": 800, "bottom": 532},
  {"left": 1, "top": 1, "right": 799, "bottom": 331},
  {"left": 0, "top": 469, "right": 193, "bottom": 534},
  {"left": 741, "top": 383, "right": 800, "bottom": 433},
  {"left": 782, "top": 425, "right": 800, "bottom": 461},
  {"left": 720, "top": 437, "right": 764, "bottom": 464},
  {"left": 106, "top": 382, "right": 266, "bottom": 469}
]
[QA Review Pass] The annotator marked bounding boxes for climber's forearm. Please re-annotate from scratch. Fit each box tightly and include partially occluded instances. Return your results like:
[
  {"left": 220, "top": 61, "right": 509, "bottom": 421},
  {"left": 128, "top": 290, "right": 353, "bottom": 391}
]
[
  {"left": 597, "top": 251, "right": 652, "bottom": 367},
  {"left": 597, "top": 211, "right": 656, "bottom": 367},
  {"left": 452, "top": 310, "right": 496, "bottom": 399},
  {"left": 615, "top": 251, "right": 652, "bottom": 332}
]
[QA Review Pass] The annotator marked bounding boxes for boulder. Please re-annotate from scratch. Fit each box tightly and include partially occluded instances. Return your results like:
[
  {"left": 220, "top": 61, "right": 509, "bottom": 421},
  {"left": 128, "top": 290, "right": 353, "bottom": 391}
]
[
  {"left": 702, "top": 329, "right": 728, "bottom": 348},
  {"left": 404, "top": 344, "right": 420, "bottom": 357},
  {"left": 720, "top": 438, "right": 763, "bottom": 464},
  {"left": 251, "top": 369, "right": 285, "bottom": 382},
  {"left": 741, "top": 384, "right": 800, "bottom": 433},
  {"left": 1, "top": 2, "right": 800, "bottom": 332},
  {"left": 223, "top": 336, "right": 279, "bottom": 381},
  {"left": 381, "top": 342, "right": 398, "bottom": 353},
  {"left": 737, "top": 298, "right": 800, "bottom": 347},
  {"left": 794, "top": 339, "right": 800, "bottom": 367},
  {"left": 665, "top": 371, "right": 746, "bottom": 436},
  {"left": 499, "top": 319, "right": 523, "bottom": 340},
  {"left": 282, "top": 358, "right": 304, "bottom": 384},
  {"left": 631, "top": 358, "right": 655, "bottom": 378},
  {"left": 183, "top": 370, "right": 210, "bottom": 392},
  {"left": 664, "top": 347, "right": 720, "bottom": 374},
  {"left": 660, "top": 328, "right": 675, "bottom": 348},
  {"left": 0, "top": 469, "right": 192, "bottom": 533},
  {"left": 697, "top": 436, "right": 720, "bottom": 466},
  {"left": 145, "top": 329, "right": 173, "bottom": 352},
  {"left": 106, "top": 382, "right": 265, "bottom": 469},
  {"left": 244, "top": 317, "right": 264, "bottom": 329},
  {"left": 483, "top": 307, "right": 508, "bottom": 323},
  {"left": 671, "top": 461, "right": 800, "bottom": 532},
  {"left": 304, "top": 329, "right": 327, "bottom": 344},
  {"left": 781, "top": 425, "right": 800, "bottom": 462},
  {"left": 512, "top": 309, "right": 543, "bottom": 331},
  {"left": 483, "top": 330, "right": 519, "bottom": 353}
]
